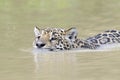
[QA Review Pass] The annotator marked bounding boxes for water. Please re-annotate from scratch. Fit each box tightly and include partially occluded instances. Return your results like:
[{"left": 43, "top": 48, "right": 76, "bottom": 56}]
[{"left": 0, "top": 0, "right": 120, "bottom": 80}]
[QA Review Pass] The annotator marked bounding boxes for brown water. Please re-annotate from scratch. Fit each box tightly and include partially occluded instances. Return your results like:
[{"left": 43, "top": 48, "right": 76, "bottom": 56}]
[{"left": 0, "top": 0, "right": 120, "bottom": 80}]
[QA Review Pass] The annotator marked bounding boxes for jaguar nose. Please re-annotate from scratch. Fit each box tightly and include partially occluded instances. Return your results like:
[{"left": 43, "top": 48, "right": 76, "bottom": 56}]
[{"left": 36, "top": 43, "right": 46, "bottom": 48}]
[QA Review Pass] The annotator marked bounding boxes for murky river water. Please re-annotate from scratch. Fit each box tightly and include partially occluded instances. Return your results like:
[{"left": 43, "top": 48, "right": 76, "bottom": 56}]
[{"left": 0, "top": 0, "right": 120, "bottom": 80}]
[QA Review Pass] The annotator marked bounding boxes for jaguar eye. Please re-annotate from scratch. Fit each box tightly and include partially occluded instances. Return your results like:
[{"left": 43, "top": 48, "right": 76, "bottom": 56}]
[
  {"left": 50, "top": 37, "right": 57, "bottom": 42},
  {"left": 51, "top": 38, "right": 57, "bottom": 40}
]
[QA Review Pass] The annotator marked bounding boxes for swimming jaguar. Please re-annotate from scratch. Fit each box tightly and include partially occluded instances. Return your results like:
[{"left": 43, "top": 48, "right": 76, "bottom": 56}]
[{"left": 33, "top": 27, "right": 120, "bottom": 51}]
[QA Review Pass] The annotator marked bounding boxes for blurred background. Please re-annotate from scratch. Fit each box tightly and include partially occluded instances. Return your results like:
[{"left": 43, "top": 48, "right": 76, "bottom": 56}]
[
  {"left": 0, "top": 0, "right": 120, "bottom": 80},
  {"left": 1, "top": 0, "right": 120, "bottom": 51}
]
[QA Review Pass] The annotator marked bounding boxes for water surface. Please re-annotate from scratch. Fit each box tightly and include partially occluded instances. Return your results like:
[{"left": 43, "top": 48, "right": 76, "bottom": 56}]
[{"left": 0, "top": 0, "right": 120, "bottom": 80}]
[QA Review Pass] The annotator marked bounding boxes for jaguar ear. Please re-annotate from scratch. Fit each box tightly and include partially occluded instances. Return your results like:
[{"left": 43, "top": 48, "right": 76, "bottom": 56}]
[
  {"left": 65, "top": 27, "right": 78, "bottom": 40},
  {"left": 34, "top": 26, "right": 40, "bottom": 37}
]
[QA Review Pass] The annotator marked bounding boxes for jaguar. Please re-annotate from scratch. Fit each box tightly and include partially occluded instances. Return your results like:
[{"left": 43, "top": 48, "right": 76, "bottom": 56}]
[{"left": 33, "top": 27, "right": 120, "bottom": 51}]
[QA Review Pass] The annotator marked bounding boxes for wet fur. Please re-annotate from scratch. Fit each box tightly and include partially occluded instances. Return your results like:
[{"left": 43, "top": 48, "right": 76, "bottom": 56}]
[{"left": 33, "top": 27, "right": 120, "bottom": 51}]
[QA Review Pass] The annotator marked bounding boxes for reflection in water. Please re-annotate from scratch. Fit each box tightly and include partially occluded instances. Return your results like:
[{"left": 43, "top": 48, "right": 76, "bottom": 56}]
[
  {"left": 31, "top": 43, "right": 120, "bottom": 75},
  {"left": 31, "top": 46, "right": 120, "bottom": 80},
  {"left": 32, "top": 48, "right": 77, "bottom": 73},
  {"left": 32, "top": 51, "right": 39, "bottom": 73}
]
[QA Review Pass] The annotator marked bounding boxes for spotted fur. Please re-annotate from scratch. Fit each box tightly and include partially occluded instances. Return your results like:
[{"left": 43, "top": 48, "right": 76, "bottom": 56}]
[
  {"left": 33, "top": 27, "right": 120, "bottom": 51},
  {"left": 86, "top": 30, "right": 120, "bottom": 48},
  {"left": 33, "top": 27, "right": 80, "bottom": 51}
]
